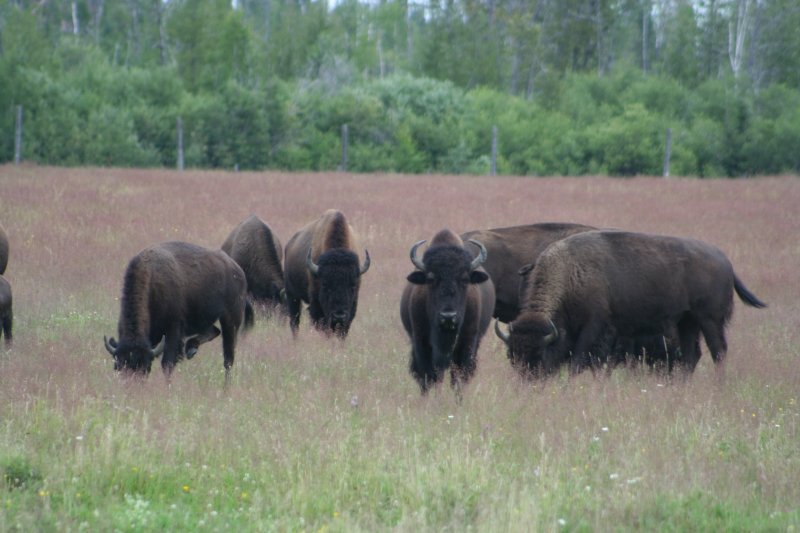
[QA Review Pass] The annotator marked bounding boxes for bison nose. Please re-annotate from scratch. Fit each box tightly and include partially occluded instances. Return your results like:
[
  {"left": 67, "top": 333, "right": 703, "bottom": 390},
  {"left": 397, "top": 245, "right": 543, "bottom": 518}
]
[
  {"left": 439, "top": 311, "right": 458, "bottom": 327},
  {"left": 332, "top": 310, "right": 348, "bottom": 320}
]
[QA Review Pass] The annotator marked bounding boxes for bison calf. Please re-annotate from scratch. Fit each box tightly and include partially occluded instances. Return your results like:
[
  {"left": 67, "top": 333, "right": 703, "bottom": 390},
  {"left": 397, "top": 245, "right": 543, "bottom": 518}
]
[
  {"left": 400, "top": 230, "right": 495, "bottom": 395},
  {"left": 0, "top": 275, "right": 12, "bottom": 348},
  {"left": 496, "top": 230, "right": 766, "bottom": 378},
  {"left": 104, "top": 241, "right": 253, "bottom": 378}
]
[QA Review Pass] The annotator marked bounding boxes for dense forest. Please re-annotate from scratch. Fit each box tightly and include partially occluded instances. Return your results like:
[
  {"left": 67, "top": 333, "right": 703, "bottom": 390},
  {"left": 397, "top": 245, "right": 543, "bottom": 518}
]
[{"left": 1, "top": 0, "right": 799, "bottom": 176}]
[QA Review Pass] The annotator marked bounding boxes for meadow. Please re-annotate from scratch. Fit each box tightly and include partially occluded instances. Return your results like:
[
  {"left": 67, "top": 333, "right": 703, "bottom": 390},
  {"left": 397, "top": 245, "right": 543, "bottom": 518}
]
[{"left": 0, "top": 165, "right": 798, "bottom": 532}]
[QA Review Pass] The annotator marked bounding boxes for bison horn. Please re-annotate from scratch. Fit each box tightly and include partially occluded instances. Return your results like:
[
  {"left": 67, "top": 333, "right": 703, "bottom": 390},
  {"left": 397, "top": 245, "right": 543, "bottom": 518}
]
[
  {"left": 467, "top": 239, "right": 487, "bottom": 271},
  {"left": 543, "top": 319, "right": 559, "bottom": 345},
  {"left": 306, "top": 248, "right": 320, "bottom": 275},
  {"left": 359, "top": 249, "right": 371, "bottom": 275},
  {"left": 494, "top": 319, "right": 510, "bottom": 345},
  {"left": 104, "top": 335, "right": 118, "bottom": 356},
  {"left": 409, "top": 240, "right": 426, "bottom": 271},
  {"left": 151, "top": 336, "right": 166, "bottom": 357}
]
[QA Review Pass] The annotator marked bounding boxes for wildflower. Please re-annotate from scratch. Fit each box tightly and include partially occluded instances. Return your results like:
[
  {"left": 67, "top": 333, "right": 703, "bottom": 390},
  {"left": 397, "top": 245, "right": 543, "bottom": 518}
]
[
  {"left": 182, "top": 485, "right": 190, "bottom": 493},
  {"left": 609, "top": 473, "right": 619, "bottom": 480},
  {"left": 75, "top": 435, "right": 84, "bottom": 441},
  {"left": 38, "top": 490, "right": 48, "bottom": 497},
  {"left": 333, "top": 511, "right": 340, "bottom": 518},
  {"left": 241, "top": 491, "right": 249, "bottom": 500},
  {"left": 601, "top": 427, "right": 609, "bottom": 432},
  {"left": 558, "top": 518, "right": 566, "bottom": 526}
]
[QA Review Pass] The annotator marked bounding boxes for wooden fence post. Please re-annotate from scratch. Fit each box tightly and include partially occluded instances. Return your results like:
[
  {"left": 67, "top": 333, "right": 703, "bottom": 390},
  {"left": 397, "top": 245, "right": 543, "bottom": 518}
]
[
  {"left": 14, "top": 105, "right": 23, "bottom": 165},
  {"left": 663, "top": 127, "right": 672, "bottom": 178},
  {"left": 176, "top": 117, "right": 184, "bottom": 171},
  {"left": 341, "top": 124, "right": 349, "bottom": 171},
  {"left": 491, "top": 125, "right": 498, "bottom": 176}
]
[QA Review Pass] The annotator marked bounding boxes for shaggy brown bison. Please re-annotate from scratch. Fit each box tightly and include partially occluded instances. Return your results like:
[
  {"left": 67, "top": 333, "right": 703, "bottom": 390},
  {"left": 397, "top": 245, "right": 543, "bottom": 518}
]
[
  {"left": 221, "top": 215, "right": 285, "bottom": 312},
  {"left": 461, "top": 223, "right": 595, "bottom": 323},
  {"left": 496, "top": 230, "right": 766, "bottom": 378},
  {"left": 0, "top": 222, "right": 8, "bottom": 275},
  {"left": 103, "top": 241, "right": 253, "bottom": 377},
  {"left": 400, "top": 230, "right": 495, "bottom": 395},
  {"left": 0, "top": 275, "right": 11, "bottom": 348},
  {"left": 283, "top": 210, "right": 370, "bottom": 337}
]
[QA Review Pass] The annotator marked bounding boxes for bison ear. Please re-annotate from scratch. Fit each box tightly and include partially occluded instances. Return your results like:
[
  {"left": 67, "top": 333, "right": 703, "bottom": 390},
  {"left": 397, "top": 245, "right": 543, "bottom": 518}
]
[
  {"left": 469, "top": 271, "right": 489, "bottom": 284},
  {"left": 518, "top": 263, "right": 534, "bottom": 276},
  {"left": 407, "top": 271, "right": 428, "bottom": 285}
]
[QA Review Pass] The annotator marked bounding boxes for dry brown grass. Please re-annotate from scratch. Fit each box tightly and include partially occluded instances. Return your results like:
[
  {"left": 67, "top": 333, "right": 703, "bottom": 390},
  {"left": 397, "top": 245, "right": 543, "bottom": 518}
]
[{"left": 0, "top": 165, "right": 797, "bottom": 531}]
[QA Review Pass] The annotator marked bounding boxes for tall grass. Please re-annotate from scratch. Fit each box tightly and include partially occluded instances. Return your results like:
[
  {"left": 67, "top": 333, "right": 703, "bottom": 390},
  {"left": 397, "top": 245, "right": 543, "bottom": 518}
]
[{"left": 0, "top": 165, "right": 798, "bottom": 531}]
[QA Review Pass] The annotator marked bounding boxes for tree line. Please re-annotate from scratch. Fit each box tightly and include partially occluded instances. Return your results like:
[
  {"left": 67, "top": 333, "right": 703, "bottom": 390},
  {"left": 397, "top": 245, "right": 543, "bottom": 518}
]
[{"left": 1, "top": 0, "right": 798, "bottom": 176}]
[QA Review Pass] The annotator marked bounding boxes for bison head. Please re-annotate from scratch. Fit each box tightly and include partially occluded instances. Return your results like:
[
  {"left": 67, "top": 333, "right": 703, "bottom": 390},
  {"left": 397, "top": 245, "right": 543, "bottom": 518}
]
[
  {"left": 407, "top": 239, "right": 488, "bottom": 335},
  {"left": 495, "top": 317, "right": 562, "bottom": 379},
  {"left": 306, "top": 248, "right": 370, "bottom": 336},
  {"left": 104, "top": 335, "right": 165, "bottom": 374}
]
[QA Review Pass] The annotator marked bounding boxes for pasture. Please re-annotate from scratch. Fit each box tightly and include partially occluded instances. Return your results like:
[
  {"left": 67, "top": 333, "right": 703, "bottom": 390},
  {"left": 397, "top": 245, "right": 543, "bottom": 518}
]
[{"left": 0, "top": 165, "right": 798, "bottom": 531}]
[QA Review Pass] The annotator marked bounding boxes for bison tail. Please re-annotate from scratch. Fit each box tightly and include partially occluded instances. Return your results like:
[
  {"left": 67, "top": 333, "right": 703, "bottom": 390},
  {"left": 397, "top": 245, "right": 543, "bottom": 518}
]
[
  {"left": 734, "top": 274, "right": 767, "bottom": 309},
  {"left": 243, "top": 299, "right": 255, "bottom": 331}
]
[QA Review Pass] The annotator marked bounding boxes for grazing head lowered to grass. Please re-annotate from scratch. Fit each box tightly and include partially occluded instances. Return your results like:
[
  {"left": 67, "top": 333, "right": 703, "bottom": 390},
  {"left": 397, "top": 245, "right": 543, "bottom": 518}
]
[
  {"left": 103, "top": 241, "right": 253, "bottom": 378},
  {"left": 496, "top": 230, "right": 767, "bottom": 379},
  {"left": 283, "top": 210, "right": 370, "bottom": 338},
  {"left": 400, "top": 229, "right": 495, "bottom": 396}
]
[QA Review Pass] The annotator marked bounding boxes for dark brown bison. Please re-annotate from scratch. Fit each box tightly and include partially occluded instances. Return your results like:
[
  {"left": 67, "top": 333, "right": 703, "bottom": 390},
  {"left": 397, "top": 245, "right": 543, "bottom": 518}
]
[
  {"left": 495, "top": 230, "right": 766, "bottom": 378},
  {"left": 283, "top": 210, "right": 370, "bottom": 337},
  {"left": 0, "top": 222, "right": 8, "bottom": 275},
  {"left": 461, "top": 223, "right": 595, "bottom": 323},
  {"left": 0, "top": 275, "right": 11, "bottom": 348},
  {"left": 221, "top": 215, "right": 285, "bottom": 312},
  {"left": 103, "top": 241, "right": 254, "bottom": 377},
  {"left": 400, "top": 230, "right": 495, "bottom": 395}
]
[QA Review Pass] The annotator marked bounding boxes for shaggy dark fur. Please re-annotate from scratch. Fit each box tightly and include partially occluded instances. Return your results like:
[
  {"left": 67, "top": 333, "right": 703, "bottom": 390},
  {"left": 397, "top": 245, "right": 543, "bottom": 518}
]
[
  {"left": 461, "top": 223, "right": 595, "bottom": 323},
  {"left": 0, "top": 275, "right": 12, "bottom": 348},
  {"left": 400, "top": 230, "right": 495, "bottom": 395},
  {"left": 498, "top": 230, "right": 766, "bottom": 378},
  {"left": 0, "top": 223, "right": 8, "bottom": 275},
  {"left": 283, "top": 210, "right": 370, "bottom": 337},
  {"left": 222, "top": 214, "right": 285, "bottom": 311},
  {"left": 104, "top": 241, "right": 253, "bottom": 377}
]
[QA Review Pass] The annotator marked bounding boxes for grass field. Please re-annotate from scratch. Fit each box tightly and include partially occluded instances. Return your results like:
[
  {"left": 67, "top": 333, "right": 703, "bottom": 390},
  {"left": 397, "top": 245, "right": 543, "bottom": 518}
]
[{"left": 0, "top": 165, "right": 798, "bottom": 532}]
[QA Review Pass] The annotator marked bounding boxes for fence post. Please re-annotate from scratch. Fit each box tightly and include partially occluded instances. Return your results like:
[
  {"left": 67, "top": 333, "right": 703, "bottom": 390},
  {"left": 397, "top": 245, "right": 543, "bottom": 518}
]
[
  {"left": 663, "top": 127, "right": 672, "bottom": 178},
  {"left": 491, "top": 125, "right": 498, "bottom": 176},
  {"left": 341, "top": 124, "right": 349, "bottom": 171},
  {"left": 176, "top": 117, "right": 184, "bottom": 171},
  {"left": 14, "top": 105, "right": 23, "bottom": 165}
]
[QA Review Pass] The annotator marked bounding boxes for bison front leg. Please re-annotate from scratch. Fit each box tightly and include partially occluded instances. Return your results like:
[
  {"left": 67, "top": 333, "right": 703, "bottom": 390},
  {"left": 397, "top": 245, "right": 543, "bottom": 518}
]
[
  {"left": 287, "top": 295, "right": 302, "bottom": 337},
  {"left": 161, "top": 329, "right": 184, "bottom": 378},
  {"left": 410, "top": 341, "right": 439, "bottom": 395},
  {"left": 1, "top": 312, "right": 11, "bottom": 348}
]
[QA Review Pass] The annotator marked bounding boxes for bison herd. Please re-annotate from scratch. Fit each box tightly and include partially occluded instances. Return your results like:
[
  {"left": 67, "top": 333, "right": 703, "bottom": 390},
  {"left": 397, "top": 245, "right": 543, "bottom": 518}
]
[{"left": 0, "top": 210, "right": 768, "bottom": 395}]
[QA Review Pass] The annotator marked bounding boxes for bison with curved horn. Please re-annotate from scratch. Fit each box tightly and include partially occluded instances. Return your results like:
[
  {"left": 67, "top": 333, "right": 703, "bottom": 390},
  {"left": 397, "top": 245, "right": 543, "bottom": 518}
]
[
  {"left": 495, "top": 230, "right": 766, "bottom": 378},
  {"left": 283, "top": 210, "right": 370, "bottom": 337},
  {"left": 400, "top": 230, "right": 495, "bottom": 396},
  {"left": 104, "top": 241, "right": 254, "bottom": 378},
  {"left": 222, "top": 214, "right": 286, "bottom": 314}
]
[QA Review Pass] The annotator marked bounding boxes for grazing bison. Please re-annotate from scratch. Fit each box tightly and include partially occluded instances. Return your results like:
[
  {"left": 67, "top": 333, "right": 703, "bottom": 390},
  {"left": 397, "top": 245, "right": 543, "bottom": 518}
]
[
  {"left": 283, "top": 210, "right": 370, "bottom": 337},
  {"left": 461, "top": 223, "right": 595, "bottom": 323},
  {"left": 0, "top": 275, "right": 11, "bottom": 348},
  {"left": 222, "top": 215, "right": 285, "bottom": 313},
  {"left": 400, "top": 230, "right": 495, "bottom": 395},
  {"left": 103, "top": 241, "right": 253, "bottom": 377},
  {"left": 0, "top": 222, "right": 8, "bottom": 275},
  {"left": 495, "top": 230, "right": 766, "bottom": 378}
]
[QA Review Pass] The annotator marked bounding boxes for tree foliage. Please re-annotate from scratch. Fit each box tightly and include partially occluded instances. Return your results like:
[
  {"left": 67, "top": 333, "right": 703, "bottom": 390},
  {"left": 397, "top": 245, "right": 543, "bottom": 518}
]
[{"left": 1, "top": 0, "right": 798, "bottom": 176}]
